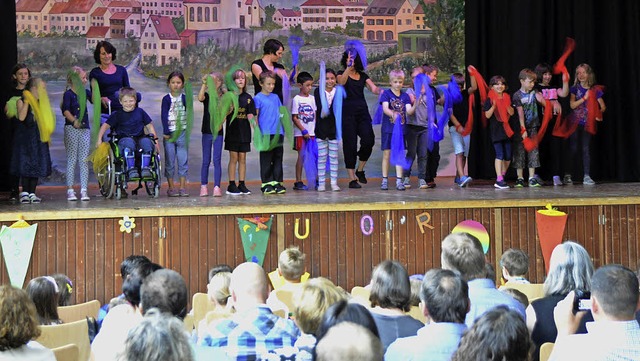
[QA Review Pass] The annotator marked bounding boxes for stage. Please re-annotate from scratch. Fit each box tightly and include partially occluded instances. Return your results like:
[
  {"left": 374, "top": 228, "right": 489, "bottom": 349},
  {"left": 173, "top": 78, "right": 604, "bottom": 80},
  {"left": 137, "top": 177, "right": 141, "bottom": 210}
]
[{"left": 1, "top": 178, "right": 639, "bottom": 307}]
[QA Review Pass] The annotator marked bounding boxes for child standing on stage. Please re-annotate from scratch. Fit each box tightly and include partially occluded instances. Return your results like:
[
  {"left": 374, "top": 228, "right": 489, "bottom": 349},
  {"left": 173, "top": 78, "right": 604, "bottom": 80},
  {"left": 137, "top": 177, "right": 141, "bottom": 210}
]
[
  {"left": 198, "top": 72, "right": 224, "bottom": 197},
  {"left": 567, "top": 63, "right": 606, "bottom": 185},
  {"left": 292, "top": 71, "right": 316, "bottom": 191},
  {"left": 484, "top": 76, "right": 514, "bottom": 189},
  {"left": 161, "top": 71, "right": 189, "bottom": 197},
  {"left": 423, "top": 64, "right": 443, "bottom": 188},
  {"left": 380, "top": 69, "right": 415, "bottom": 191},
  {"left": 448, "top": 72, "right": 477, "bottom": 188},
  {"left": 225, "top": 70, "right": 255, "bottom": 195},
  {"left": 314, "top": 68, "right": 341, "bottom": 192},
  {"left": 61, "top": 66, "right": 91, "bottom": 201},
  {"left": 4, "top": 64, "right": 31, "bottom": 202},
  {"left": 254, "top": 71, "right": 286, "bottom": 195},
  {"left": 404, "top": 67, "right": 429, "bottom": 189},
  {"left": 512, "top": 68, "right": 546, "bottom": 187}
]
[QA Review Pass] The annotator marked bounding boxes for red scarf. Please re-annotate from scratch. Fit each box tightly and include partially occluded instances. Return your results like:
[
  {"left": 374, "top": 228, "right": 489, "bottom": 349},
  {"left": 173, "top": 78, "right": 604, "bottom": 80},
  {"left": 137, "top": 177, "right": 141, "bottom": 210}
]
[
  {"left": 488, "top": 90, "right": 514, "bottom": 138},
  {"left": 523, "top": 99, "right": 553, "bottom": 151}
]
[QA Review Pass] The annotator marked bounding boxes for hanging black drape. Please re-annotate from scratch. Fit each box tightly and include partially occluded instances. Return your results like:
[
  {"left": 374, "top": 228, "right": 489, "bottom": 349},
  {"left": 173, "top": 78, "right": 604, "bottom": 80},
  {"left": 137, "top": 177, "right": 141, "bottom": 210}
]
[
  {"left": 0, "top": 1, "right": 18, "bottom": 191},
  {"left": 466, "top": 0, "right": 640, "bottom": 181}
]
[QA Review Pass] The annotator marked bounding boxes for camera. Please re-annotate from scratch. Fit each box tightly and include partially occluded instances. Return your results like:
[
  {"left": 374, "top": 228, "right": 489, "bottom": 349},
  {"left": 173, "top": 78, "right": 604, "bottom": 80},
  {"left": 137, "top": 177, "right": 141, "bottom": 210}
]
[{"left": 573, "top": 290, "right": 592, "bottom": 312}]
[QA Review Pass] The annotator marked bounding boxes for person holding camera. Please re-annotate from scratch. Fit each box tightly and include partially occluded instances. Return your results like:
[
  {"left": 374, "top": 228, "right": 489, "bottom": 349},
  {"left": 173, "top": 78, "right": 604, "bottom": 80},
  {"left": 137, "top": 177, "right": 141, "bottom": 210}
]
[{"left": 549, "top": 264, "right": 640, "bottom": 361}]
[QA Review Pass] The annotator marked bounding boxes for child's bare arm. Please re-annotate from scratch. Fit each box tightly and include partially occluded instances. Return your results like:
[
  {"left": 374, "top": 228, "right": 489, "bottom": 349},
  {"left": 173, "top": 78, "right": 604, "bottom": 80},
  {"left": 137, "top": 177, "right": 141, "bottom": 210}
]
[
  {"left": 468, "top": 74, "right": 478, "bottom": 94},
  {"left": 382, "top": 102, "right": 395, "bottom": 120},
  {"left": 96, "top": 123, "right": 110, "bottom": 146},
  {"left": 517, "top": 106, "right": 527, "bottom": 138},
  {"left": 598, "top": 98, "right": 606, "bottom": 115}
]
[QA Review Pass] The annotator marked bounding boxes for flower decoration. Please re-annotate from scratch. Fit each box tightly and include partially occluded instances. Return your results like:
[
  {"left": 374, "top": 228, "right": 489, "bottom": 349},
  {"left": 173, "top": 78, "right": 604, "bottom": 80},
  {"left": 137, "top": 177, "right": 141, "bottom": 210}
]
[{"left": 119, "top": 216, "right": 136, "bottom": 233}]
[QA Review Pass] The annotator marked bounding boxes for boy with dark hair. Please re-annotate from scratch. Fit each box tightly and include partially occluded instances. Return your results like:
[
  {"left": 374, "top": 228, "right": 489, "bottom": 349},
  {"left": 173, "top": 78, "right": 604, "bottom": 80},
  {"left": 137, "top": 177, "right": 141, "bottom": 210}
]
[
  {"left": 448, "top": 72, "right": 477, "bottom": 187},
  {"left": 291, "top": 71, "right": 316, "bottom": 190},
  {"left": 499, "top": 248, "right": 530, "bottom": 285}
]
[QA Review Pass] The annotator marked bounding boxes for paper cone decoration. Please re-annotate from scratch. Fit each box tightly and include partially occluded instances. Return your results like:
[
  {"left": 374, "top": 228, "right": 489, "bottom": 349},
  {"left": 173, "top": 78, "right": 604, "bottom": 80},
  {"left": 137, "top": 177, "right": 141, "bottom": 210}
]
[
  {"left": 238, "top": 217, "right": 272, "bottom": 266},
  {"left": 0, "top": 221, "right": 38, "bottom": 288},
  {"left": 452, "top": 220, "right": 490, "bottom": 254},
  {"left": 536, "top": 204, "right": 567, "bottom": 273}
]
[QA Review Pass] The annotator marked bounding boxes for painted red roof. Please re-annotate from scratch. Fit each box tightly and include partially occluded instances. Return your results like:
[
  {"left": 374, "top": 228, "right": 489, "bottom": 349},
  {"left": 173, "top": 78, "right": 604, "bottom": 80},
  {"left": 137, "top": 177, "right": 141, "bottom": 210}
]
[
  {"left": 180, "top": 29, "right": 197, "bottom": 37},
  {"left": 16, "top": 0, "right": 48, "bottom": 13},
  {"left": 85, "top": 26, "right": 110, "bottom": 38},
  {"left": 339, "top": 0, "right": 368, "bottom": 6},
  {"left": 363, "top": 0, "right": 412, "bottom": 17},
  {"left": 148, "top": 15, "right": 179, "bottom": 40},
  {"left": 277, "top": 8, "right": 301, "bottom": 17},
  {"left": 63, "top": 0, "right": 99, "bottom": 14},
  {"left": 110, "top": 12, "right": 133, "bottom": 20},
  {"left": 49, "top": 3, "right": 69, "bottom": 15},
  {"left": 183, "top": 0, "right": 221, "bottom": 4},
  {"left": 300, "top": 0, "right": 343, "bottom": 7},
  {"left": 108, "top": 1, "right": 142, "bottom": 8},
  {"left": 92, "top": 7, "right": 109, "bottom": 16}
]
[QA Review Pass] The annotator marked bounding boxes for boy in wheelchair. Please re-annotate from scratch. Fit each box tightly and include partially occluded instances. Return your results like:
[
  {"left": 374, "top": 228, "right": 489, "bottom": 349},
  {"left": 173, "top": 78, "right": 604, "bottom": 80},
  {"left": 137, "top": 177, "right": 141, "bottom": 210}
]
[{"left": 96, "top": 87, "right": 160, "bottom": 180}]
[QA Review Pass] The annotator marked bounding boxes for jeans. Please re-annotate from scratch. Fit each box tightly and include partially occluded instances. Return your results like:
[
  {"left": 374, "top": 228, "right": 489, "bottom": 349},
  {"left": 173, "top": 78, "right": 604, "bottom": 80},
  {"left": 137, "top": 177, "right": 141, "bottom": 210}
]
[
  {"left": 201, "top": 133, "right": 223, "bottom": 186},
  {"left": 164, "top": 132, "right": 188, "bottom": 179}
]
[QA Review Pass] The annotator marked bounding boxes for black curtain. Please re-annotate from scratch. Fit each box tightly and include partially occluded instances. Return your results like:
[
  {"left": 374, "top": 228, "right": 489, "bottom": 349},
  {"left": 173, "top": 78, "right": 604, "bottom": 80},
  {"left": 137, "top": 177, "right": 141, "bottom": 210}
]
[
  {"left": 0, "top": 1, "right": 18, "bottom": 192},
  {"left": 466, "top": 0, "right": 640, "bottom": 181}
]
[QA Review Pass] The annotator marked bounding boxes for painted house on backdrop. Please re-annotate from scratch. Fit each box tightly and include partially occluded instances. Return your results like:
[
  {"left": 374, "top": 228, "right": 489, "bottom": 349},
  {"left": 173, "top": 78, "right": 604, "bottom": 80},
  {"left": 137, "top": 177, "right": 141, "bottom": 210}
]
[
  {"left": 239, "top": 0, "right": 264, "bottom": 28},
  {"left": 60, "top": 0, "right": 104, "bottom": 35},
  {"left": 91, "top": 7, "right": 113, "bottom": 27},
  {"left": 300, "top": 0, "right": 345, "bottom": 30},
  {"left": 141, "top": 15, "right": 181, "bottom": 66},
  {"left": 108, "top": 0, "right": 143, "bottom": 35},
  {"left": 141, "top": 0, "right": 184, "bottom": 18},
  {"left": 85, "top": 25, "right": 111, "bottom": 49},
  {"left": 15, "top": 0, "right": 53, "bottom": 34},
  {"left": 340, "top": 0, "right": 367, "bottom": 25},
  {"left": 273, "top": 8, "right": 301, "bottom": 28},
  {"left": 363, "top": 0, "right": 416, "bottom": 41},
  {"left": 48, "top": 2, "right": 68, "bottom": 33},
  {"left": 183, "top": 0, "right": 241, "bottom": 30}
]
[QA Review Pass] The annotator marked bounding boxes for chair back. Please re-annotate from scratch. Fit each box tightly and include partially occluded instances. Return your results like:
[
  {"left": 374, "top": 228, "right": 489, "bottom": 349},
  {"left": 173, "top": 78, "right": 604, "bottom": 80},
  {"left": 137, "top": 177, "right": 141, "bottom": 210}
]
[
  {"left": 183, "top": 313, "right": 195, "bottom": 333},
  {"left": 58, "top": 300, "right": 101, "bottom": 324},
  {"left": 539, "top": 342, "right": 554, "bottom": 361},
  {"left": 52, "top": 344, "right": 80, "bottom": 361},
  {"left": 37, "top": 319, "right": 91, "bottom": 361},
  {"left": 274, "top": 289, "right": 295, "bottom": 316},
  {"left": 501, "top": 283, "right": 545, "bottom": 302},
  {"left": 406, "top": 305, "right": 426, "bottom": 323},
  {"left": 192, "top": 292, "right": 216, "bottom": 332},
  {"left": 350, "top": 286, "right": 371, "bottom": 306}
]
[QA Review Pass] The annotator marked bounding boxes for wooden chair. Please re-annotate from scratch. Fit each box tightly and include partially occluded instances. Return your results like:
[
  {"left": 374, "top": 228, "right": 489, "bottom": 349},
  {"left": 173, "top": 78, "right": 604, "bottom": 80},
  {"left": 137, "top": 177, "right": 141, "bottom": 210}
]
[
  {"left": 192, "top": 293, "right": 216, "bottom": 332},
  {"left": 58, "top": 300, "right": 101, "bottom": 324},
  {"left": 52, "top": 344, "right": 80, "bottom": 361},
  {"left": 183, "top": 313, "right": 194, "bottom": 333},
  {"left": 406, "top": 305, "right": 426, "bottom": 323},
  {"left": 37, "top": 319, "right": 91, "bottom": 361},
  {"left": 350, "top": 286, "right": 370, "bottom": 306},
  {"left": 274, "top": 289, "right": 295, "bottom": 316},
  {"left": 501, "top": 283, "right": 545, "bottom": 302},
  {"left": 539, "top": 342, "right": 554, "bottom": 361}
]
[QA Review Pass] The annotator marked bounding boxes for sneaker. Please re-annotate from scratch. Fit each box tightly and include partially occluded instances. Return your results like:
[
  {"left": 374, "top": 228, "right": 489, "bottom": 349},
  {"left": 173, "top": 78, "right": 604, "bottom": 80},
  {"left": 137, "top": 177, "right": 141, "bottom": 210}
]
[
  {"left": 262, "top": 184, "right": 276, "bottom": 195},
  {"left": 418, "top": 179, "right": 428, "bottom": 189},
  {"left": 534, "top": 174, "right": 544, "bottom": 184},
  {"left": 67, "top": 189, "right": 77, "bottom": 201},
  {"left": 275, "top": 184, "right": 287, "bottom": 194},
  {"left": 563, "top": 175, "right": 573, "bottom": 185},
  {"left": 396, "top": 179, "right": 405, "bottom": 191},
  {"left": 583, "top": 175, "right": 596, "bottom": 185},
  {"left": 402, "top": 177, "right": 411, "bottom": 189},
  {"left": 238, "top": 183, "right": 251, "bottom": 195},
  {"left": 459, "top": 176, "right": 472, "bottom": 188},
  {"left": 349, "top": 180, "right": 361, "bottom": 189},
  {"left": 515, "top": 178, "right": 525, "bottom": 188},
  {"left": 179, "top": 188, "right": 189, "bottom": 197},
  {"left": 355, "top": 170, "right": 367, "bottom": 184},
  {"left": 141, "top": 167, "right": 153, "bottom": 179},
  {"left": 80, "top": 189, "right": 90, "bottom": 201},
  {"left": 226, "top": 183, "right": 242, "bottom": 195},
  {"left": 128, "top": 168, "right": 140, "bottom": 179},
  {"left": 553, "top": 176, "right": 563, "bottom": 186},
  {"left": 213, "top": 186, "right": 222, "bottom": 197},
  {"left": 426, "top": 181, "right": 436, "bottom": 189},
  {"left": 331, "top": 183, "right": 341, "bottom": 191},
  {"left": 529, "top": 177, "right": 542, "bottom": 187},
  {"left": 167, "top": 188, "right": 180, "bottom": 197},
  {"left": 29, "top": 193, "right": 41, "bottom": 204},
  {"left": 381, "top": 178, "right": 388, "bottom": 191},
  {"left": 317, "top": 183, "right": 326, "bottom": 192},
  {"left": 494, "top": 180, "right": 510, "bottom": 189},
  {"left": 19, "top": 192, "right": 30, "bottom": 204},
  {"left": 199, "top": 185, "right": 208, "bottom": 197},
  {"left": 293, "top": 181, "right": 308, "bottom": 191},
  {"left": 454, "top": 176, "right": 461, "bottom": 185}
]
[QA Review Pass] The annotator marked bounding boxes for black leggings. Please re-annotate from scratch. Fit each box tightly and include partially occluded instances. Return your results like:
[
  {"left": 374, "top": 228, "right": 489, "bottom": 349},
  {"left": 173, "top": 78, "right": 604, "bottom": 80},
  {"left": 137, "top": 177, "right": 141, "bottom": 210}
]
[
  {"left": 342, "top": 104, "right": 375, "bottom": 169},
  {"left": 22, "top": 176, "right": 38, "bottom": 194}
]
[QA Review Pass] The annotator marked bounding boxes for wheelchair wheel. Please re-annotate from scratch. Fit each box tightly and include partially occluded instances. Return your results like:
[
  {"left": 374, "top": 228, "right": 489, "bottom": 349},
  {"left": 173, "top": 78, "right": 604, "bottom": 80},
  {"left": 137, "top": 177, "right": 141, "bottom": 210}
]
[
  {"left": 97, "top": 145, "right": 116, "bottom": 198},
  {"left": 145, "top": 153, "right": 161, "bottom": 198},
  {"left": 115, "top": 186, "right": 122, "bottom": 200}
]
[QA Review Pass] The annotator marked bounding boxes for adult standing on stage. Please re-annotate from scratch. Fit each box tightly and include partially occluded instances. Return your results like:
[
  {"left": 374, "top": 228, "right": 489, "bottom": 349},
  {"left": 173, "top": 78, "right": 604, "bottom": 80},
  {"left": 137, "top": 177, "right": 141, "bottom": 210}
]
[
  {"left": 251, "top": 39, "right": 287, "bottom": 103},
  {"left": 337, "top": 50, "right": 380, "bottom": 189},
  {"left": 89, "top": 40, "right": 130, "bottom": 115}
]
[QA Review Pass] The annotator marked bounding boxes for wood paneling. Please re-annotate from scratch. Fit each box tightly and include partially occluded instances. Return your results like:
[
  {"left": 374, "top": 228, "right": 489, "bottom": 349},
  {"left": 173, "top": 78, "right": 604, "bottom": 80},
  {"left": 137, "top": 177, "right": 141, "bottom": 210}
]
[{"left": 1, "top": 205, "right": 639, "bottom": 306}]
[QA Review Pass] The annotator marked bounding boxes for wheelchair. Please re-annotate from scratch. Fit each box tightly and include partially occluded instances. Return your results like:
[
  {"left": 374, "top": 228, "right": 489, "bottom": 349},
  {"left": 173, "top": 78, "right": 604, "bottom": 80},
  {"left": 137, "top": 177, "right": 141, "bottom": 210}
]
[{"left": 96, "top": 133, "right": 162, "bottom": 199}]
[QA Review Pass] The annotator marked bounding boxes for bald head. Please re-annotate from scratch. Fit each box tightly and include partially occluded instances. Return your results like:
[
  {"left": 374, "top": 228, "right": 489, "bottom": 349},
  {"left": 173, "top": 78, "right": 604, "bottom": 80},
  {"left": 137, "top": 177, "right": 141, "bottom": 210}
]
[{"left": 230, "top": 262, "right": 269, "bottom": 305}]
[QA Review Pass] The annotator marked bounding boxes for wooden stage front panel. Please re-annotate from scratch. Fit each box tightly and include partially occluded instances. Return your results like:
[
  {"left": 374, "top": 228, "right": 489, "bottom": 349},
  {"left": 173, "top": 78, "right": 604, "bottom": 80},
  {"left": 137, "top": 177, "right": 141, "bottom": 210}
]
[{"left": 1, "top": 182, "right": 639, "bottom": 305}]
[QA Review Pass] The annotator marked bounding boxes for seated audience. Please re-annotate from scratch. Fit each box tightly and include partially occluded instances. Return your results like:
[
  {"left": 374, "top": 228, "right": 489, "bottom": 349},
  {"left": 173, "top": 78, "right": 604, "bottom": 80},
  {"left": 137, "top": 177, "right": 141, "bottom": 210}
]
[
  {"left": 51, "top": 274, "right": 73, "bottom": 306},
  {"left": 385, "top": 269, "right": 469, "bottom": 361},
  {"left": 196, "top": 271, "right": 233, "bottom": 340},
  {"left": 315, "top": 322, "right": 383, "bottom": 361},
  {"left": 123, "top": 308, "right": 194, "bottom": 361},
  {"left": 367, "top": 260, "right": 423, "bottom": 351},
  {"left": 451, "top": 306, "right": 533, "bottom": 361},
  {"left": 408, "top": 277, "right": 422, "bottom": 307},
  {"left": 198, "top": 262, "right": 300, "bottom": 359},
  {"left": 139, "top": 268, "right": 189, "bottom": 319},
  {"left": 208, "top": 264, "right": 233, "bottom": 281},
  {"left": 526, "top": 241, "right": 594, "bottom": 361},
  {"left": 499, "top": 248, "right": 530, "bottom": 286},
  {"left": 441, "top": 232, "right": 525, "bottom": 326},
  {"left": 26, "top": 276, "right": 62, "bottom": 325},
  {"left": 267, "top": 246, "right": 308, "bottom": 315},
  {"left": 315, "top": 300, "right": 380, "bottom": 341},
  {"left": 0, "top": 285, "right": 56, "bottom": 361},
  {"left": 500, "top": 287, "right": 529, "bottom": 308},
  {"left": 549, "top": 264, "right": 640, "bottom": 361}
]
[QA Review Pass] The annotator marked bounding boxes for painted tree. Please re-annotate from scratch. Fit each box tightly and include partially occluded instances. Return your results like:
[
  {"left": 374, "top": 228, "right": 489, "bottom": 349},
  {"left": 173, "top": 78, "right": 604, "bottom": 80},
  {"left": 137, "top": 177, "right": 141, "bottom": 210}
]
[{"left": 419, "top": 0, "right": 465, "bottom": 72}]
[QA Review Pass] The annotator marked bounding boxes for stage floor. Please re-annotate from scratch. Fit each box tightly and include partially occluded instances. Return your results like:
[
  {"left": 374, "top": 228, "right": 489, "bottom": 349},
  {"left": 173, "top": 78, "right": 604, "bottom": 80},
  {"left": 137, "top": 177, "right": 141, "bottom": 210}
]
[{"left": 2, "top": 177, "right": 639, "bottom": 221}]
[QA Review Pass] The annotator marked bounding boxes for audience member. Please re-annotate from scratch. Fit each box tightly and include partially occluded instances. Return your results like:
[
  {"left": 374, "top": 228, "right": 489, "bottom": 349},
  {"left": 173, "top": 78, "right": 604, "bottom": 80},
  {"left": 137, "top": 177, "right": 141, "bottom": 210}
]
[
  {"left": 199, "top": 262, "right": 300, "bottom": 359},
  {"left": 0, "top": 285, "right": 56, "bottom": 361},
  {"left": 25, "top": 276, "right": 62, "bottom": 325},
  {"left": 499, "top": 248, "right": 530, "bottom": 286},
  {"left": 315, "top": 300, "right": 380, "bottom": 341},
  {"left": 441, "top": 232, "right": 525, "bottom": 326},
  {"left": 526, "top": 241, "right": 594, "bottom": 361},
  {"left": 367, "top": 260, "right": 423, "bottom": 351},
  {"left": 208, "top": 264, "right": 233, "bottom": 281},
  {"left": 315, "top": 322, "right": 383, "bottom": 361},
  {"left": 51, "top": 273, "right": 73, "bottom": 306},
  {"left": 409, "top": 277, "right": 422, "bottom": 307},
  {"left": 385, "top": 269, "right": 469, "bottom": 361},
  {"left": 500, "top": 287, "right": 529, "bottom": 308},
  {"left": 268, "top": 246, "right": 310, "bottom": 291},
  {"left": 451, "top": 306, "right": 533, "bottom": 361},
  {"left": 123, "top": 308, "right": 194, "bottom": 361},
  {"left": 550, "top": 264, "right": 640, "bottom": 361},
  {"left": 139, "top": 268, "right": 189, "bottom": 319},
  {"left": 197, "top": 271, "right": 233, "bottom": 340}
]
